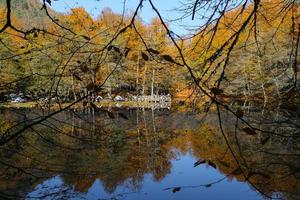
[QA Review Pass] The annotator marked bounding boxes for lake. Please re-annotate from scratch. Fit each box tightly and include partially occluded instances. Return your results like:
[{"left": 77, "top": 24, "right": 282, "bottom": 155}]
[{"left": 0, "top": 103, "right": 299, "bottom": 200}]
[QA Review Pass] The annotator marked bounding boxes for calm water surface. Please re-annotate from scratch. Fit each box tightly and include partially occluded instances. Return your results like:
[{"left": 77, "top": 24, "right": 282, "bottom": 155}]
[{"left": 0, "top": 105, "right": 299, "bottom": 200}]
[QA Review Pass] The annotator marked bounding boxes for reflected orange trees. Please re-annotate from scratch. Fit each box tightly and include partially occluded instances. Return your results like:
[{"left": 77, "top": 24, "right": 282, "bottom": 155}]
[{"left": 0, "top": 108, "right": 299, "bottom": 199}]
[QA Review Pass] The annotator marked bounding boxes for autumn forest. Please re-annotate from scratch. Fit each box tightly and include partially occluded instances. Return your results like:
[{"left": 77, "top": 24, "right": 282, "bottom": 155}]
[
  {"left": 0, "top": 0, "right": 299, "bottom": 200},
  {"left": 0, "top": 0, "right": 298, "bottom": 101}
]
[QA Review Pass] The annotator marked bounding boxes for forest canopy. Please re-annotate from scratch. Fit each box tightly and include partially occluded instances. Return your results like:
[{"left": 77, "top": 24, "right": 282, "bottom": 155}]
[{"left": 0, "top": 0, "right": 298, "bottom": 104}]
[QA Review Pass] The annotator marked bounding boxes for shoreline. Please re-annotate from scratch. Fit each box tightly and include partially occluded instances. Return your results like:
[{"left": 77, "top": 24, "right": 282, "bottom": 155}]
[{"left": 0, "top": 100, "right": 172, "bottom": 109}]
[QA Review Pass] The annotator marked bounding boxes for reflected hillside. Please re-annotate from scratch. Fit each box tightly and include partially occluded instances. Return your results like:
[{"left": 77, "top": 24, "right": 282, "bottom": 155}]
[{"left": 0, "top": 105, "right": 299, "bottom": 200}]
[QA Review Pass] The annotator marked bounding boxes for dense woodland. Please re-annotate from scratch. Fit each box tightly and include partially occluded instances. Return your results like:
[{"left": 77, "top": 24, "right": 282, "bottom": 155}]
[
  {"left": 0, "top": 1, "right": 300, "bottom": 199},
  {"left": 0, "top": 0, "right": 299, "bottom": 103},
  {"left": 0, "top": 0, "right": 186, "bottom": 101}
]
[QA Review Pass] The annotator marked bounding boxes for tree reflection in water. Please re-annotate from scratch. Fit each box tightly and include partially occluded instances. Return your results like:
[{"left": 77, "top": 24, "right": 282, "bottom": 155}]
[{"left": 0, "top": 104, "right": 299, "bottom": 200}]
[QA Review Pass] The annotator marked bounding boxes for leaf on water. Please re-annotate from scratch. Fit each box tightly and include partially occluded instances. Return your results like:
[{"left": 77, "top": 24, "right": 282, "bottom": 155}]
[
  {"left": 231, "top": 167, "right": 243, "bottom": 175},
  {"left": 161, "top": 54, "right": 175, "bottom": 63},
  {"left": 90, "top": 102, "right": 99, "bottom": 111},
  {"left": 82, "top": 101, "right": 88, "bottom": 107},
  {"left": 172, "top": 187, "right": 181, "bottom": 193},
  {"left": 118, "top": 113, "right": 128, "bottom": 120},
  {"left": 147, "top": 48, "right": 160, "bottom": 54},
  {"left": 242, "top": 127, "right": 257, "bottom": 135},
  {"left": 236, "top": 109, "right": 244, "bottom": 118},
  {"left": 194, "top": 159, "right": 206, "bottom": 167},
  {"left": 12, "top": 170, "right": 18, "bottom": 177},
  {"left": 141, "top": 52, "right": 149, "bottom": 61},
  {"left": 210, "top": 87, "right": 223, "bottom": 95},
  {"left": 107, "top": 111, "right": 115, "bottom": 119},
  {"left": 86, "top": 82, "right": 94, "bottom": 90},
  {"left": 261, "top": 136, "right": 270, "bottom": 145},
  {"left": 205, "top": 184, "right": 212, "bottom": 187},
  {"left": 207, "top": 161, "right": 217, "bottom": 169}
]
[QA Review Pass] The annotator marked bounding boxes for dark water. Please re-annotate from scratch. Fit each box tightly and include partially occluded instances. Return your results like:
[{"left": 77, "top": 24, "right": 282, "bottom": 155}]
[{"left": 0, "top": 105, "right": 299, "bottom": 200}]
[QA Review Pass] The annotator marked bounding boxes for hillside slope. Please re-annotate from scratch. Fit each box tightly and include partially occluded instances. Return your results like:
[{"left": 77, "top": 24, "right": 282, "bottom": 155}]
[{"left": 0, "top": 0, "right": 58, "bottom": 28}]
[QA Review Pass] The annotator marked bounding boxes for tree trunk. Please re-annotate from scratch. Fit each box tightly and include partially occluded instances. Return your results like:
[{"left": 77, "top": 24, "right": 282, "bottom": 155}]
[
  {"left": 151, "top": 69, "right": 155, "bottom": 97},
  {"left": 72, "top": 75, "right": 77, "bottom": 101},
  {"left": 142, "top": 65, "right": 148, "bottom": 95},
  {"left": 136, "top": 53, "right": 140, "bottom": 93}
]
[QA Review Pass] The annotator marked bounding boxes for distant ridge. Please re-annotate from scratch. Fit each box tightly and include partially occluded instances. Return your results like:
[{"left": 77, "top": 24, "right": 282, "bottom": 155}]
[{"left": 0, "top": 0, "right": 58, "bottom": 28}]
